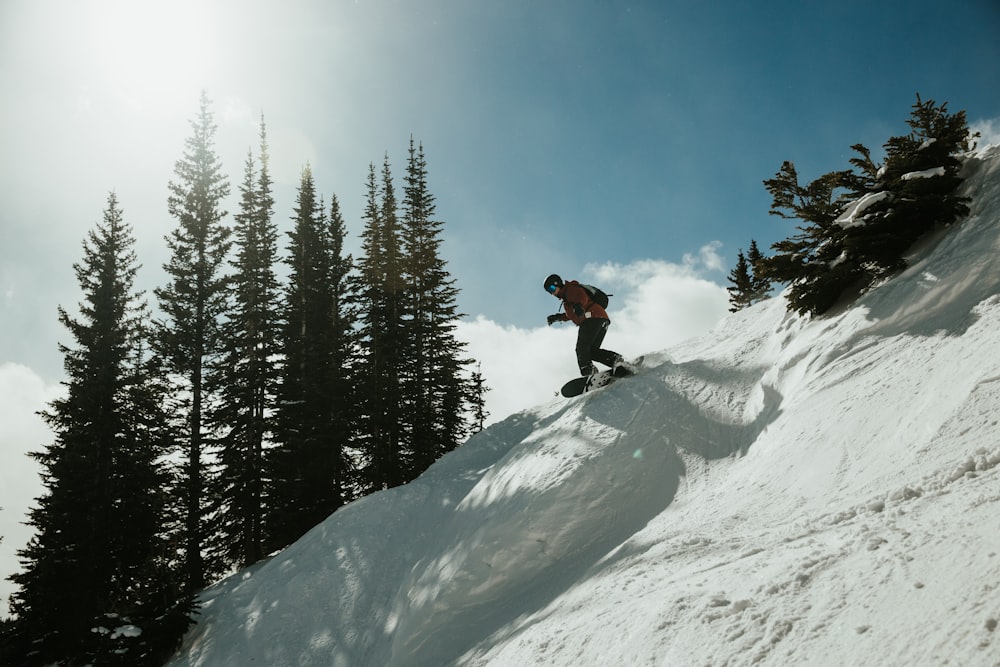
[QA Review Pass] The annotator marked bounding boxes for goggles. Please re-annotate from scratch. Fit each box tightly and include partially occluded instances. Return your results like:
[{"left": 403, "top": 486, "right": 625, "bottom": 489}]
[{"left": 546, "top": 283, "right": 559, "bottom": 294}]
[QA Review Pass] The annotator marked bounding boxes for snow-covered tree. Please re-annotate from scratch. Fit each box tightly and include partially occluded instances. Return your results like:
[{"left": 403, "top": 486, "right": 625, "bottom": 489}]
[{"left": 761, "top": 95, "right": 975, "bottom": 316}]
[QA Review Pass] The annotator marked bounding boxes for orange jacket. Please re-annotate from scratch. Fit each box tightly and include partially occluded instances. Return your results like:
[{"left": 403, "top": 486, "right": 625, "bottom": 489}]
[{"left": 555, "top": 280, "right": 609, "bottom": 325}]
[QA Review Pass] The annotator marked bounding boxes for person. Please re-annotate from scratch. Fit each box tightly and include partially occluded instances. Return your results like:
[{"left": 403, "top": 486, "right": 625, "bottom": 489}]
[{"left": 543, "top": 273, "right": 629, "bottom": 388}]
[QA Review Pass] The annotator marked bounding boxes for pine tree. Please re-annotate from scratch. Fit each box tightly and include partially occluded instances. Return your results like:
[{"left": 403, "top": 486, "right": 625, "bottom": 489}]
[
  {"left": 762, "top": 95, "right": 975, "bottom": 317},
  {"left": 760, "top": 163, "right": 863, "bottom": 315},
  {"left": 468, "top": 362, "right": 491, "bottom": 433},
  {"left": 154, "top": 91, "right": 232, "bottom": 592},
  {"left": 6, "top": 193, "right": 185, "bottom": 665},
  {"left": 322, "top": 192, "right": 360, "bottom": 497},
  {"left": 215, "top": 116, "right": 280, "bottom": 568},
  {"left": 269, "top": 167, "right": 358, "bottom": 549},
  {"left": 726, "top": 249, "right": 754, "bottom": 312},
  {"left": 322, "top": 193, "right": 360, "bottom": 499},
  {"left": 746, "top": 240, "right": 771, "bottom": 303},
  {"left": 728, "top": 240, "right": 773, "bottom": 312},
  {"left": 400, "top": 138, "right": 472, "bottom": 475},
  {"left": 843, "top": 95, "right": 973, "bottom": 276},
  {"left": 355, "top": 158, "right": 409, "bottom": 492}
]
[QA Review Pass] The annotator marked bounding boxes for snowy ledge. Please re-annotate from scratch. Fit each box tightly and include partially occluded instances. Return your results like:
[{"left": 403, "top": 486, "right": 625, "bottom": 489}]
[
  {"left": 835, "top": 191, "right": 890, "bottom": 228},
  {"left": 901, "top": 166, "right": 946, "bottom": 180}
]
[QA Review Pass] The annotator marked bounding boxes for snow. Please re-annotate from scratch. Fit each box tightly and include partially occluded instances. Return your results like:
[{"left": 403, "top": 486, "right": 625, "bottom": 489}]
[
  {"left": 167, "top": 146, "right": 1000, "bottom": 666},
  {"left": 902, "top": 166, "right": 947, "bottom": 180},
  {"left": 835, "top": 190, "right": 890, "bottom": 227}
]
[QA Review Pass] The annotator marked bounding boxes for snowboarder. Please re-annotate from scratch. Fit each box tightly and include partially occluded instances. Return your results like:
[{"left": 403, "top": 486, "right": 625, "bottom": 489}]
[{"left": 543, "top": 273, "right": 630, "bottom": 389}]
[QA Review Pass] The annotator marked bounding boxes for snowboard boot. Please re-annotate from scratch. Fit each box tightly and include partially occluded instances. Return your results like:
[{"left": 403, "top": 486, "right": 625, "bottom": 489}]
[{"left": 612, "top": 355, "right": 636, "bottom": 376}]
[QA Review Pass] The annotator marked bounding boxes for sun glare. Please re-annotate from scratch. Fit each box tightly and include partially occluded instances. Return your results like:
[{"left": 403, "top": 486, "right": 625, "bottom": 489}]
[{"left": 82, "top": 0, "right": 221, "bottom": 113}]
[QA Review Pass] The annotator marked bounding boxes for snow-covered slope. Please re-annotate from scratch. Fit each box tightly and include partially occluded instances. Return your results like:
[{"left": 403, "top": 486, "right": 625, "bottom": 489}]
[{"left": 167, "top": 147, "right": 1000, "bottom": 667}]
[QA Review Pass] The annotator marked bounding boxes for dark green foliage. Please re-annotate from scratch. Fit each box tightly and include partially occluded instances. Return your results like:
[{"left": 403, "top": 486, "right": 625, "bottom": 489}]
[
  {"left": 5, "top": 193, "right": 188, "bottom": 666},
  {"left": 727, "top": 240, "right": 771, "bottom": 312},
  {"left": 214, "top": 117, "right": 281, "bottom": 567},
  {"left": 746, "top": 240, "right": 771, "bottom": 302},
  {"left": 468, "top": 363, "right": 491, "bottom": 433},
  {"left": 0, "top": 616, "right": 14, "bottom": 663},
  {"left": 726, "top": 250, "right": 753, "bottom": 312},
  {"left": 154, "top": 91, "right": 232, "bottom": 591},
  {"left": 354, "top": 159, "right": 409, "bottom": 492},
  {"left": 759, "top": 164, "right": 866, "bottom": 315},
  {"left": 761, "top": 95, "right": 975, "bottom": 316},
  {"left": 354, "top": 143, "right": 476, "bottom": 492},
  {"left": 268, "top": 167, "right": 358, "bottom": 549},
  {"left": 842, "top": 95, "right": 973, "bottom": 278},
  {"left": 400, "top": 138, "right": 473, "bottom": 476}
]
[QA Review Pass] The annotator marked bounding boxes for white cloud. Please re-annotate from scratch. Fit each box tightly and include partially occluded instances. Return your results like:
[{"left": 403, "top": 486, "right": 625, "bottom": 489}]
[
  {"left": 459, "top": 246, "right": 730, "bottom": 426},
  {"left": 268, "top": 125, "right": 321, "bottom": 187},
  {"left": 457, "top": 317, "right": 578, "bottom": 426},
  {"left": 0, "top": 363, "right": 62, "bottom": 618}
]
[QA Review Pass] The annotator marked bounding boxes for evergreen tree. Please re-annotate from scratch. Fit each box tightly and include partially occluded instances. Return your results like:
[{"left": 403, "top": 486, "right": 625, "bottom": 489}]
[
  {"left": 843, "top": 95, "right": 973, "bottom": 276},
  {"left": 322, "top": 193, "right": 360, "bottom": 498},
  {"left": 762, "top": 94, "right": 975, "bottom": 316},
  {"left": 726, "top": 249, "right": 754, "bottom": 312},
  {"left": 746, "top": 240, "right": 772, "bottom": 303},
  {"left": 269, "top": 167, "right": 358, "bottom": 549},
  {"left": 400, "top": 138, "right": 472, "bottom": 475},
  {"left": 6, "top": 193, "right": 186, "bottom": 665},
  {"left": 322, "top": 193, "right": 360, "bottom": 499},
  {"left": 760, "top": 163, "right": 864, "bottom": 315},
  {"left": 215, "top": 116, "right": 280, "bottom": 567},
  {"left": 0, "top": 615, "right": 12, "bottom": 665},
  {"left": 154, "top": 91, "right": 232, "bottom": 592},
  {"left": 355, "top": 158, "right": 408, "bottom": 492},
  {"left": 468, "top": 362, "right": 491, "bottom": 433}
]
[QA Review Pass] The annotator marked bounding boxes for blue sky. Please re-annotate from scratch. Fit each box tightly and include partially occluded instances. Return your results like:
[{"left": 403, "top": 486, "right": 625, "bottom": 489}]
[
  {"left": 1, "top": 0, "right": 999, "bottom": 613},
  {"left": 2, "top": 0, "right": 999, "bottom": 371}
]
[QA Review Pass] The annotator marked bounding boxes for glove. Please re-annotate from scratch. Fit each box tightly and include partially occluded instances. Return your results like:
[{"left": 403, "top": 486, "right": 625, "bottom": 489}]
[
  {"left": 573, "top": 304, "right": 585, "bottom": 317},
  {"left": 547, "top": 314, "right": 562, "bottom": 326}
]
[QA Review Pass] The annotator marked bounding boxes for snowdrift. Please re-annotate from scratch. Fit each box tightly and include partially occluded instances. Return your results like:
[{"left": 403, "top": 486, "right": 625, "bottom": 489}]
[{"left": 168, "top": 147, "right": 1000, "bottom": 667}]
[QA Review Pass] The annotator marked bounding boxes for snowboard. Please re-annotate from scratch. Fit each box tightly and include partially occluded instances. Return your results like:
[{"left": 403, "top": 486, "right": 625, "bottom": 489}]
[{"left": 560, "top": 356, "right": 643, "bottom": 398}]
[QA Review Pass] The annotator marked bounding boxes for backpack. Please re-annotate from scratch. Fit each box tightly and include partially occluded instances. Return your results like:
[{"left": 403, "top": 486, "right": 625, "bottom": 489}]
[{"left": 580, "top": 283, "right": 611, "bottom": 309}]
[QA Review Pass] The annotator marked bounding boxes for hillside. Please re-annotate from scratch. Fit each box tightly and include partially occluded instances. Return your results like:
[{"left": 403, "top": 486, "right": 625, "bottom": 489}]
[{"left": 167, "top": 146, "right": 1000, "bottom": 667}]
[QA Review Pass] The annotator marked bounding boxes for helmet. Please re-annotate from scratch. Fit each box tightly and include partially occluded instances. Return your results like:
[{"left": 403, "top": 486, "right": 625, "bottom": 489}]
[{"left": 543, "top": 274, "right": 563, "bottom": 294}]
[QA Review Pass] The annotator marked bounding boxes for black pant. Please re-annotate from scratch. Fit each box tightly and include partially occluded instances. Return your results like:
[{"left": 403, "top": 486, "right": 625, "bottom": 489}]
[{"left": 576, "top": 318, "right": 619, "bottom": 375}]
